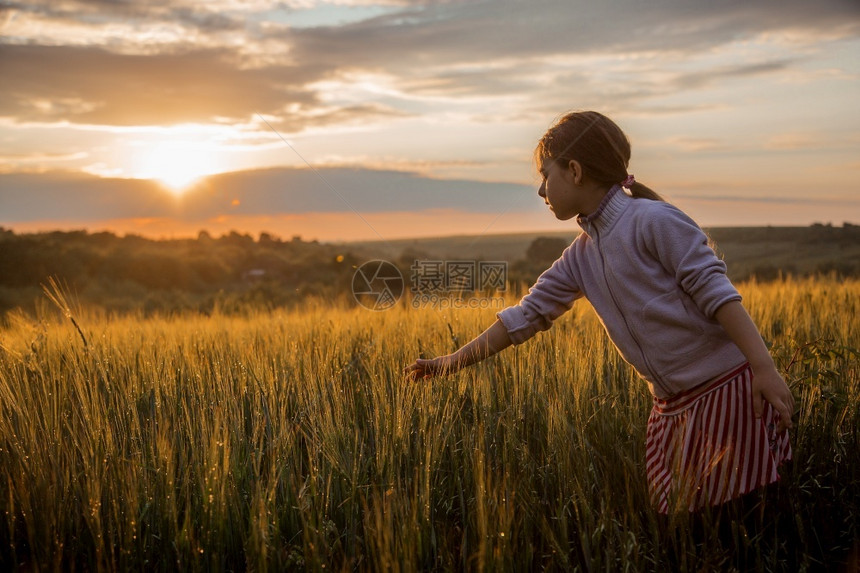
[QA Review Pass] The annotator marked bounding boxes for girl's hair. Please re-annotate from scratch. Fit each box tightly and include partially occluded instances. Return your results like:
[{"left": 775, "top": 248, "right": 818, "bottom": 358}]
[{"left": 535, "top": 111, "right": 664, "bottom": 201}]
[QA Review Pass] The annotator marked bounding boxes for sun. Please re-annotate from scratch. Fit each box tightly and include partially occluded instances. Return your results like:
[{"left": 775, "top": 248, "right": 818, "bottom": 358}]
[{"left": 135, "top": 141, "right": 217, "bottom": 194}]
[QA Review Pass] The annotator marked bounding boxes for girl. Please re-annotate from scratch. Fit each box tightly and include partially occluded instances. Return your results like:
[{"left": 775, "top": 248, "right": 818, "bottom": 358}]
[{"left": 404, "top": 111, "right": 794, "bottom": 513}]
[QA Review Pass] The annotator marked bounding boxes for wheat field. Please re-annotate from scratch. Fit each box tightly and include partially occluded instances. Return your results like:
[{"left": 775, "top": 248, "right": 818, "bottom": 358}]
[{"left": 0, "top": 277, "right": 857, "bottom": 571}]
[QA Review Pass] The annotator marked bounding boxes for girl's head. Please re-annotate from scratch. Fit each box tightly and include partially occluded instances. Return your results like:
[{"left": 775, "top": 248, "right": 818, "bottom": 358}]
[{"left": 535, "top": 111, "right": 662, "bottom": 201}]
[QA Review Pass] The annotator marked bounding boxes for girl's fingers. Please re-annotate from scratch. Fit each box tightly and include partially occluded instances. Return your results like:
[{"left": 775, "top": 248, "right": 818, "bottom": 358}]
[
  {"left": 404, "top": 358, "right": 437, "bottom": 380},
  {"left": 404, "top": 357, "right": 451, "bottom": 380},
  {"left": 752, "top": 391, "right": 764, "bottom": 418},
  {"left": 403, "top": 361, "right": 424, "bottom": 379},
  {"left": 776, "top": 400, "right": 793, "bottom": 431}
]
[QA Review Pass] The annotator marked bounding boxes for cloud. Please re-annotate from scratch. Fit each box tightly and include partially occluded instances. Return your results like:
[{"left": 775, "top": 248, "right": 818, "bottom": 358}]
[
  {"left": 764, "top": 131, "right": 860, "bottom": 151},
  {"left": 0, "top": 151, "right": 89, "bottom": 167},
  {"left": 183, "top": 166, "right": 535, "bottom": 215},
  {"left": 0, "top": 171, "right": 176, "bottom": 220},
  {"left": 2, "top": 0, "right": 245, "bottom": 37},
  {"left": 271, "top": 0, "right": 860, "bottom": 123},
  {"left": 671, "top": 193, "right": 858, "bottom": 205},
  {"left": 663, "top": 60, "right": 795, "bottom": 92},
  {"left": 0, "top": 45, "right": 332, "bottom": 126},
  {"left": 0, "top": 166, "right": 550, "bottom": 240},
  {"left": 3, "top": 0, "right": 857, "bottom": 130},
  {"left": 0, "top": 167, "right": 538, "bottom": 223},
  {"left": 1, "top": 0, "right": 858, "bottom": 226},
  {"left": 661, "top": 137, "right": 735, "bottom": 153},
  {"left": 283, "top": 0, "right": 859, "bottom": 69},
  {"left": 3, "top": 165, "right": 858, "bottom": 241}
]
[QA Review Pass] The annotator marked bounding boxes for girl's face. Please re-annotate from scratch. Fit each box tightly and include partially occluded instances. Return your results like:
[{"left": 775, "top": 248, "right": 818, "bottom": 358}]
[{"left": 538, "top": 159, "right": 578, "bottom": 221}]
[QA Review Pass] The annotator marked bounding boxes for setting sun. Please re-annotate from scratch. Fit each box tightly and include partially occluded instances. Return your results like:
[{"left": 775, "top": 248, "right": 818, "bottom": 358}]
[{"left": 134, "top": 141, "right": 218, "bottom": 193}]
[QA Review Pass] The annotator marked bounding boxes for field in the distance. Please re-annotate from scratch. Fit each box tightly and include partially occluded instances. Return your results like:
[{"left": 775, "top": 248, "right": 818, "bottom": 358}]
[
  {"left": 0, "top": 277, "right": 858, "bottom": 570},
  {"left": 2, "top": 224, "right": 858, "bottom": 318},
  {"left": 346, "top": 224, "right": 860, "bottom": 282}
]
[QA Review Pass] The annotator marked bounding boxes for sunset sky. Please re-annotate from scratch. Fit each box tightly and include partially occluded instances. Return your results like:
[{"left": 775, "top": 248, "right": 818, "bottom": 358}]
[{"left": 1, "top": 0, "right": 859, "bottom": 242}]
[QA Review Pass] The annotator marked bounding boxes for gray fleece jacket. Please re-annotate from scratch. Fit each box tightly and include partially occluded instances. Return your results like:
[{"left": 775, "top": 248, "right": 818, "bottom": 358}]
[{"left": 497, "top": 185, "right": 746, "bottom": 398}]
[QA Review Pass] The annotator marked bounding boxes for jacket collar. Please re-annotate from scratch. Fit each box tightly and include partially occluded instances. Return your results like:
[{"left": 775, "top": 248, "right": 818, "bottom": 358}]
[{"left": 576, "top": 184, "right": 630, "bottom": 236}]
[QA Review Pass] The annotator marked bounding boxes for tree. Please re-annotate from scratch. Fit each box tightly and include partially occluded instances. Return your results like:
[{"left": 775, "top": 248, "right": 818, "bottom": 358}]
[{"left": 525, "top": 237, "right": 569, "bottom": 266}]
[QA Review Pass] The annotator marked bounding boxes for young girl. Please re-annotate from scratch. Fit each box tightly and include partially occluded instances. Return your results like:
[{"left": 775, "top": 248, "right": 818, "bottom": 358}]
[{"left": 404, "top": 111, "right": 794, "bottom": 513}]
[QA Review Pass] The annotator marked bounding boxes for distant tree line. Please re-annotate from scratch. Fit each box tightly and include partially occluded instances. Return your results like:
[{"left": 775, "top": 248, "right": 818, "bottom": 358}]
[
  {"left": 1, "top": 223, "right": 858, "bottom": 316},
  {"left": 0, "top": 228, "right": 363, "bottom": 315}
]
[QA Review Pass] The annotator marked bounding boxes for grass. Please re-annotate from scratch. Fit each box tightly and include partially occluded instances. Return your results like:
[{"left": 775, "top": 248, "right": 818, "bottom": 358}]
[{"left": 0, "top": 276, "right": 857, "bottom": 571}]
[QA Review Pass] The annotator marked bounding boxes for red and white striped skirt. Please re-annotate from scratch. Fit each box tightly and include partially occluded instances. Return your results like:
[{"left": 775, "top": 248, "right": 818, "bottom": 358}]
[{"left": 645, "top": 362, "right": 792, "bottom": 514}]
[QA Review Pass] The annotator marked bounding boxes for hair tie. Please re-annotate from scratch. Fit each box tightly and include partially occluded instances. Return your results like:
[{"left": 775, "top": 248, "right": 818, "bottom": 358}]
[{"left": 621, "top": 174, "right": 635, "bottom": 188}]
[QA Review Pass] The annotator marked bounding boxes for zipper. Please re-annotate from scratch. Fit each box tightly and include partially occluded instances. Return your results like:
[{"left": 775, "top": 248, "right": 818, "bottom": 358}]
[{"left": 592, "top": 222, "right": 665, "bottom": 391}]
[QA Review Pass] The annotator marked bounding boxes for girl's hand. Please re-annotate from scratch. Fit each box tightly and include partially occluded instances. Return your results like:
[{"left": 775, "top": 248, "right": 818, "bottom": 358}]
[
  {"left": 714, "top": 302, "right": 795, "bottom": 434},
  {"left": 403, "top": 355, "right": 459, "bottom": 381},
  {"left": 751, "top": 365, "right": 795, "bottom": 433},
  {"left": 403, "top": 320, "right": 512, "bottom": 382}
]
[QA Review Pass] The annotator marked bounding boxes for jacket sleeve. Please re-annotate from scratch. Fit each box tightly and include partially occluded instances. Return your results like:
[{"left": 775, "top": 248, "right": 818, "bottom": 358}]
[
  {"left": 643, "top": 203, "right": 741, "bottom": 317},
  {"left": 496, "top": 242, "right": 583, "bottom": 344}
]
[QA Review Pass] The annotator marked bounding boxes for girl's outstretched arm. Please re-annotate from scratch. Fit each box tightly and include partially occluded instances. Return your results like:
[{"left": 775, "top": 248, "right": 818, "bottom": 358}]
[
  {"left": 715, "top": 300, "right": 795, "bottom": 433},
  {"left": 404, "top": 319, "right": 512, "bottom": 381}
]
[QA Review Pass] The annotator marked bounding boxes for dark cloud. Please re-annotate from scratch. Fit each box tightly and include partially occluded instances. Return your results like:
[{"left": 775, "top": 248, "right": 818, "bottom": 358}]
[
  {"left": 667, "top": 60, "right": 796, "bottom": 92},
  {"left": 270, "top": 0, "right": 859, "bottom": 119},
  {"left": 266, "top": 103, "right": 414, "bottom": 134},
  {"left": 0, "top": 41, "right": 417, "bottom": 129},
  {"left": 0, "top": 167, "right": 538, "bottom": 223},
  {"left": 570, "top": 59, "right": 797, "bottom": 116},
  {"left": 0, "top": 0, "right": 857, "bottom": 128},
  {"left": 0, "top": 171, "right": 175, "bottom": 220},
  {"left": 184, "top": 167, "right": 534, "bottom": 216},
  {"left": 0, "top": 45, "right": 334, "bottom": 126},
  {"left": 285, "top": 0, "right": 859, "bottom": 72}
]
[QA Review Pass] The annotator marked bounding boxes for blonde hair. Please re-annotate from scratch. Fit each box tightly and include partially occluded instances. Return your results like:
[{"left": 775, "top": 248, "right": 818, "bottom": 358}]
[{"left": 535, "top": 111, "right": 663, "bottom": 201}]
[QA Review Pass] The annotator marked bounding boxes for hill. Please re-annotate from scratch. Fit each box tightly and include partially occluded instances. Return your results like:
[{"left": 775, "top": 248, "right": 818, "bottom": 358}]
[
  {"left": 343, "top": 231, "right": 577, "bottom": 262},
  {"left": 345, "top": 224, "right": 860, "bottom": 282},
  {"left": 1, "top": 224, "right": 858, "bottom": 315},
  {"left": 706, "top": 224, "right": 860, "bottom": 280}
]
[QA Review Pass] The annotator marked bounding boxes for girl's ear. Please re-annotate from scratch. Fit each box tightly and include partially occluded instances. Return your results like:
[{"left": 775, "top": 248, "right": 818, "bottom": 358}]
[{"left": 567, "top": 159, "right": 583, "bottom": 185}]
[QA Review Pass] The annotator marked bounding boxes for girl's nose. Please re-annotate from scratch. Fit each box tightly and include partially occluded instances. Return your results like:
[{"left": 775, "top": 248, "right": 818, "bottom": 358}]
[{"left": 538, "top": 181, "right": 546, "bottom": 198}]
